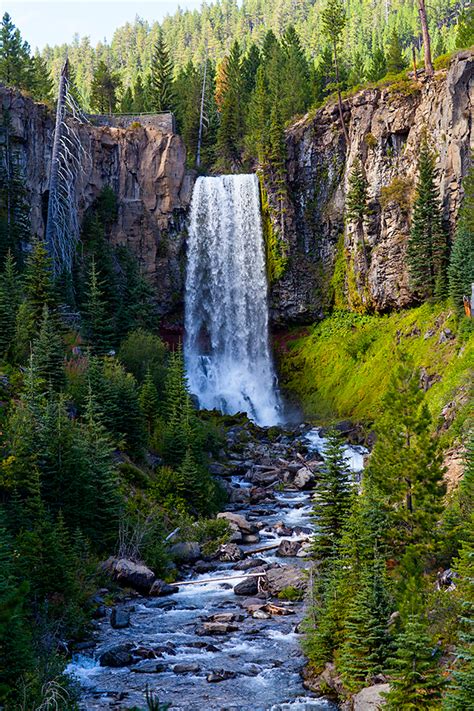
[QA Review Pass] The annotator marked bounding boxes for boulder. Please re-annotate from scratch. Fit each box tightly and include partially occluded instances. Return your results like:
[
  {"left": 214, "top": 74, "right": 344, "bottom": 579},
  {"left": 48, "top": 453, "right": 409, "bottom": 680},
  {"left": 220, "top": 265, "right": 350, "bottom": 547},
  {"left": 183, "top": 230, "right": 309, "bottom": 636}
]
[
  {"left": 216, "top": 543, "right": 243, "bottom": 562},
  {"left": 265, "top": 566, "right": 307, "bottom": 596},
  {"left": 276, "top": 539, "right": 303, "bottom": 557},
  {"left": 149, "top": 579, "right": 179, "bottom": 596},
  {"left": 196, "top": 622, "right": 239, "bottom": 635},
  {"left": 234, "top": 558, "right": 267, "bottom": 571},
  {"left": 99, "top": 643, "right": 134, "bottom": 667},
  {"left": 173, "top": 663, "right": 201, "bottom": 674},
  {"left": 293, "top": 467, "right": 315, "bottom": 489},
  {"left": 169, "top": 541, "right": 201, "bottom": 563},
  {"left": 207, "top": 669, "right": 237, "bottom": 682},
  {"left": 217, "top": 512, "right": 257, "bottom": 535},
  {"left": 230, "top": 487, "right": 251, "bottom": 504},
  {"left": 131, "top": 660, "right": 166, "bottom": 674},
  {"left": 101, "top": 557, "right": 155, "bottom": 594},
  {"left": 234, "top": 576, "right": 259, "bottom": 596},
  {"left": 241, "top": 533, "right": 261, "bottom": 544},
  {"left": 352, "top": 683, "right": 389, "bottom": 710},
  {"left": 110, "top": 607, "right": 130, "bottom": 629}
]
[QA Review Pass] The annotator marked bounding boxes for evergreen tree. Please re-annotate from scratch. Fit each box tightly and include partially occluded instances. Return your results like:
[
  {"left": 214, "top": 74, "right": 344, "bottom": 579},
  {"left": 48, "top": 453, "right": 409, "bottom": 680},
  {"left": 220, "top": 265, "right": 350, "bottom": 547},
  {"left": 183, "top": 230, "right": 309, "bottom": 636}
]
[
  {"left": 23, "top": 237, "right": 55, "bottom": 327},
  {"left": 455, "top": 6, "right": 474, "bottom": 49},
  {"left": 346, "top": 157, "right": 370, "bottom": 270},
  {"left": 132, "top": 74, "right": 146, "bottom": 112},
  {"left": 366, "top": 354, "right": 446, "bottom": 552},
  {"left": 383, "top": 615, "right": 446, "bottom": 709},
  {"left": 150, "top": 28, "right": 175, "bottom": 112},
  {"left": 338, "top": 558, "right": 393, "bottom": 691},
  {"left": 32, "top": 305, "right": 64, "bottom": 390},
  {"left": 139, "top": 368, "right": 159, "bottom": 436},
  {"left": 386, "top": 29, "right": 407, "bottom": 74},
  {"left": 120, "top": 85, "right": 134, "bottom": 113},
  {"left": 280, "top": 25, "right": 310, "bottom": 121},
  {"left": 82, "top": 258, "right": 113, "bottom": 355},
  {"left": 448, "top": 165, "right": 474, "bottom": 314},
  {"left": 407, "top": 133, "right": 448, "bottom": 300},
  {"left": 0, "top": 13, "right": 30, "bottom": 89},
  {"left": 162, "top": 345, "right": 195, "bottom": 468},
  {"left": 216, "top": 40, "right": 245, "bottom": 169},
  {"left": 367, "top": 45, "right": 387, "bottom": 82},
  {"left": 0, "top": 251, "right": 21, "bottom": 360},
  {"left": 90, "top": 60, "right": 120, "bottom": 113},
  {"left": 27, "top": 54, "right": 53, "bottom": 103},
  {"left": 241, "top": 44, "right": 261, "bottom": 100},
  {"left": 311, "top": 428, "right": 353, "bottom": 567}
]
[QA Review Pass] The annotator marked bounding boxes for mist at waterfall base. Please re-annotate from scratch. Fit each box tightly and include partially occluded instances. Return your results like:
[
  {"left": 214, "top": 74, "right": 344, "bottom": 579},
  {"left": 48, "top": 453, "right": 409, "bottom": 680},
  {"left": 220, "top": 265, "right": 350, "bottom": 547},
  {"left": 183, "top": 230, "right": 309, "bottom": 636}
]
[{"left": 185, "top": 174, "right": 282, "bottom": 427}]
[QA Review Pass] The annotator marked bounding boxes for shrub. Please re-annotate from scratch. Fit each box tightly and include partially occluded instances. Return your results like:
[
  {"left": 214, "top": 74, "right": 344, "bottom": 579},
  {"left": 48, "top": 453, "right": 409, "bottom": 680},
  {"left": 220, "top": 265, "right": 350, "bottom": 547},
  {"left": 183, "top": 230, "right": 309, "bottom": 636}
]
[
  {"left": 365, "top": 132, "right": 377, "bottom": 149},
  {"left": 118, "top": 329, "right": 168, "bottom": 390},
  {"left": 277, "top": 586, "right": 305, "bottom": 601},
  {"left": 380, "top": 176, "right": 413, "bottom": 212}
]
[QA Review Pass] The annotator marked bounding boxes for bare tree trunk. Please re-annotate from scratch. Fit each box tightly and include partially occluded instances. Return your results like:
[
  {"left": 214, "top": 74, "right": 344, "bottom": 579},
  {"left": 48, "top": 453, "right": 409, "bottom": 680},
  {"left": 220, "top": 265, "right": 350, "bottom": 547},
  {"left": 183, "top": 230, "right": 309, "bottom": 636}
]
[
  {"left": 412, "top": 45, "right": 418, "bottom": 79},
  {"left": 333, "top": 41, "right": 349, "bottom": 144},
  {"left": 45, "top": 59, "right": 68, "bottom": 259},
  {"left": 418, "top": 0, "right": 434, "bottom": 77}
]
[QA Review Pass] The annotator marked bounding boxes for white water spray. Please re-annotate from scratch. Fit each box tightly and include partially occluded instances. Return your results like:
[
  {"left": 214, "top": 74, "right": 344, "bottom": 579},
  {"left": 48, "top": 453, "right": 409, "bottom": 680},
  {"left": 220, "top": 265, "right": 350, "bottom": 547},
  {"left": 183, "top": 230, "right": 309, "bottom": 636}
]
[{"left": 185, "top": 174, "right": 281, "bottom": 426}]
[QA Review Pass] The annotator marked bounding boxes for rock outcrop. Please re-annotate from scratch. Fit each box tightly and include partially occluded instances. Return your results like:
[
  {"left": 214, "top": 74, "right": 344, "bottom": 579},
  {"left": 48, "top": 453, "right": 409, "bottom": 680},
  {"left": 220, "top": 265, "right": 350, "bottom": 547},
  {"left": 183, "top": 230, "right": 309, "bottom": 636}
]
[
  {"left": 0, "top": 86, "right": 192, "bottom": 322},
  {"left": 266, "top": 51, "right": 473, "bottom": 324}
]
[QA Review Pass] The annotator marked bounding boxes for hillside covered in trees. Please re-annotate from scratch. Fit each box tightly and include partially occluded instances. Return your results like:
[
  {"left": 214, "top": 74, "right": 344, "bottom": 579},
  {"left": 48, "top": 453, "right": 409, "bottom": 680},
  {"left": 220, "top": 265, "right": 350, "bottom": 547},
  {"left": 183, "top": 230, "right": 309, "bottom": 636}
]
[{"left": 0, "top": 1, "right": 473, "bottom": 710}]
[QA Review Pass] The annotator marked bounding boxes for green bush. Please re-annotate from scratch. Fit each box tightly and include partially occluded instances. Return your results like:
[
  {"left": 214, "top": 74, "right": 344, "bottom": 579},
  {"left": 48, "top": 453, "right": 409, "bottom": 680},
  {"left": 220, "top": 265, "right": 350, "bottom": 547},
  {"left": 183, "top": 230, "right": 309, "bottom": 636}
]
[{"left": 277, "top": 586, "right": 305, "bottom": 601}]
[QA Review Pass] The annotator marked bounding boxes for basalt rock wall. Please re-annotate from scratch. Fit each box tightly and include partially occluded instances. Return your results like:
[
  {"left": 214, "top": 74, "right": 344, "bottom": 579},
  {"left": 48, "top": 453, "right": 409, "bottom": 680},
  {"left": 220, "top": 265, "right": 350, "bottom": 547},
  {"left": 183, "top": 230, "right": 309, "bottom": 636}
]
[
  {"left": 0, "top": 85, "right": 193, "bottom": 321},
  {"left": 266, "top": 50, "right": 473, "bottom": 325}
]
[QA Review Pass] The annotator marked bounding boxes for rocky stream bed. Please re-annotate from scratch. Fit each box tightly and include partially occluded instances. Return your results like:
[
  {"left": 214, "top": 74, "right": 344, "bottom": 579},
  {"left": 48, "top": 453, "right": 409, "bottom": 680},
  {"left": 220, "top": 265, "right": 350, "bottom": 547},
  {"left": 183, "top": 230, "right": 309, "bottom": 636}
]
[{"left": 66, "top": 424, "right": 367, "bottom": 710}]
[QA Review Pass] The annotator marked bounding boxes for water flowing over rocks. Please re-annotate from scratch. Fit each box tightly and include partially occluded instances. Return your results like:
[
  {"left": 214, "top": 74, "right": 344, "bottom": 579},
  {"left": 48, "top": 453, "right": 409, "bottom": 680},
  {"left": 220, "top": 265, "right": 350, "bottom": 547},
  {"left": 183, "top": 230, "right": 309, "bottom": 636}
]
[
  {"left": 185, "top": 175, "right": 282, "bottom": 425},
  {"left": 66, "top": 421, "right": 368, "bottom": 709}
]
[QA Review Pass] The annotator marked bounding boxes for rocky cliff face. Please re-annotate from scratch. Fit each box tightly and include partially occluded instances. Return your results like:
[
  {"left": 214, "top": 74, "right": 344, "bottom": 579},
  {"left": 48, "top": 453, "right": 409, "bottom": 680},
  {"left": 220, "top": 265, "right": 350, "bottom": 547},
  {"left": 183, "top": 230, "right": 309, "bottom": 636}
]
[
  {"left": 267, "top": 50, "right": 473, "bottom": 325},
  {"left": 0, "top": 87, "right": 193, "bottom": 321}
]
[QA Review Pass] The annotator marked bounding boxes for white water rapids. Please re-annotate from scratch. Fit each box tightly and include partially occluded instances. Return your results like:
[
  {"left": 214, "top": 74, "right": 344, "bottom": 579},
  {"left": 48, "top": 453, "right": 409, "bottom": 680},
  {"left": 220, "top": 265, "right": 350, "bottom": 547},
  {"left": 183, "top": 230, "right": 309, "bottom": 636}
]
[{"left": 185, "top": 174, "right": 282, "bottom": 426}]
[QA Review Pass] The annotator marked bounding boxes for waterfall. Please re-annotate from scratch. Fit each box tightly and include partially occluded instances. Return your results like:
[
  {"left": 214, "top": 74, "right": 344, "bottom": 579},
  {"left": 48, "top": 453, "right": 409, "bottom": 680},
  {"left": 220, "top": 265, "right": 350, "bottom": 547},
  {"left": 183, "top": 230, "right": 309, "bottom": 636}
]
[{"left": 185, "top": 174, "right": 282, "bottom": 426}]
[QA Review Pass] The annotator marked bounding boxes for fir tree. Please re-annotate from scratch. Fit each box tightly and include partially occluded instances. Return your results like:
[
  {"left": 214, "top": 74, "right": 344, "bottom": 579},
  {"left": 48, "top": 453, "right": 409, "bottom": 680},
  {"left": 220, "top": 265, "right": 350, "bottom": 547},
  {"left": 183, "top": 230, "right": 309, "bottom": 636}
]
[
  {"left": 0, "top": 13, "right": 30, "bottom": 89},
  {"left": 407, "top": 133, "right": 448, "bottom": 300},
  {"left": 448, "top": 164, "right": 473, "bottom": 313},
  {"left": 311, "top": 428, "right": 353, "bottom": 568},
  {"left": 150, "top": 28, "right": 175, "bottom": 112},
  {"left": 162, "top": 345, "right": 195, "bottom": 468},
  {"left": 386, "top": 29, "right": 407, "bottom": 74},
  {"left": 120, "top": 85, "right": 134, "bottom": 113},
  {"left": 90, "top": 60, "right": 120, "bottom": 114},
  {"left": 280, "top": 25, "right": 310, "bottom": 121},
  {"left": 346, "top": 157, "right": 370, "bottom": 269},
  {"left": 366, "top": 354, "right": 446, "bottom": 552},
  {"left": 32, "top": 305, "right": 64, "bottom": 390},
  {"left": 0, "top": 251, "right": 21, "bottom": 359},
  {"left": 82, "top": 258, "right": 113, "bottom": 355},
  {"left": 383, "top": 615, "right": 446, "bottom": 709},
  {"left": 455, "top": 6, "right": 474, "bottom": 49},
  {"left": 23, "top": 237, "right": 56, "bottom": 327},
  {"left": 216, "top": 40, "right": 245, "bottom": 169},
  {"left": 139, "top": 368, "right": 159, "bottom": 436},
  {"left": 132, "top": 74, "right": 146, "bottom": 112},
  {"left": 367, "top": 45, "right": 387, "bottom": 82},
  {"left": 241, "top": 44, "right": 261, "bottom": 100},
  {"left": 27, "top": 54, "right": 53, "bottom": 103}
]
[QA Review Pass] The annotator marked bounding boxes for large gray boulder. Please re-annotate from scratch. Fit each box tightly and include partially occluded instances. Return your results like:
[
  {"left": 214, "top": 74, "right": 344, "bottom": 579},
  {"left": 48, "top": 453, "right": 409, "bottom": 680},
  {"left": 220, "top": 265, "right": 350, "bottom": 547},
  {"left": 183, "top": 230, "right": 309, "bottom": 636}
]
[
  {"left": 102, "top": 557, "right": 155, "bottom": 594},
  {"left": 352, "top": 683, "right": 389, "bottom": 709},
  {"left": 217, "top": 512, "right": 257, "bottom": 535},
  {"left": 265, "top": 566, "right": 307, "bottom": 596},
  {"left": 99, "top": 643, "right": 134, "bottom": 667},
  {"left": 169, "top": 541, "right": 201, "bottom": 563}
]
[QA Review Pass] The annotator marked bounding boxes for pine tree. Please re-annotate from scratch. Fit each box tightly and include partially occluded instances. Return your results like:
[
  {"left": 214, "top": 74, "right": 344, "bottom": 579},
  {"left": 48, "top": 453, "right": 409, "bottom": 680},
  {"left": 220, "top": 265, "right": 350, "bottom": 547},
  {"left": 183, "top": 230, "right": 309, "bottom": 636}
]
[
  {"left": 120, "top": 85, "right": 134, "bottom": 113},
  {"left": 321, "top": 0, "right": 349, "bottom": 143},
  {"left": 31, "top": 305, "right": 64, "bottom": 390},
  {"left": 346, "top": 157, "right": 370, "bottom": 269},
  {"left": 132, "top": 74, "right": 146, "bottom": 112},
  {"left": 27, "top": 54, "right": 53, "bottom": 103},
  {"left": 241, "top": 44, "right": 261, "bottom": 100},
  {"left": 448, "top": 165, "right": 473, "bottom": 314},
  {"left": 455, "top": 6, "right": 474, "bottom": 49},
  {"left": 383, "top": 615, "right": 446, "bottom": 709},
  {"left": 367, "top": 45, "right": 387, "bottom": 82},
  {"left": 407, "top": 133, "right": 448, "bottom": 300},
  {"left": 150, "top": 28, "right": 175, "bottom": 112},
  {"left": 23, "top": 237, "right": 56, "bottom": 327},
  {"left": 338, "top": 558, "right": 393, "bottom": 691},
  {"left": 90, "top": 60, "right": 120, "bottom": 114},
  {"left": 162, "top": 345, "right": 195, "bottom": 468},
  {"left": 139, "top": 368, "right": 159, "bottom": 436},
  {"left": 311, "top": 428, "right": 353, "bottom": 567},
  {"left": 0, "top": 13, "right": 30, "bottom": 89},
  {"left": 216, "top": 40, "right": 245, "bottom": 169},
  {"left": 280, "top": 25, "right": 310, "bottom": 121},
  {"left": 386, "top": 29, "right": 407, "bottom": 74},
  {"left": 0, "top": 251, "right": 21, "bottom": 360},
  {"left": 82, "top": 258, "right": 113, "bottom": 355},
  {"left": 366, "top": 354, "right": 446, "bottom": 552}
]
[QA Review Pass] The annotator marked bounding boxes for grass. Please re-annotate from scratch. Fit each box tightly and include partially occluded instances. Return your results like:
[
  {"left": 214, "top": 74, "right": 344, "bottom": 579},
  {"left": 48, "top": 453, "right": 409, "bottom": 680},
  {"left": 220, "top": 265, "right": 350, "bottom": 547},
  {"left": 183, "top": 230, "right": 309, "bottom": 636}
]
[{"left": 276, "top": 303, "right": 473, "bottom": 443}]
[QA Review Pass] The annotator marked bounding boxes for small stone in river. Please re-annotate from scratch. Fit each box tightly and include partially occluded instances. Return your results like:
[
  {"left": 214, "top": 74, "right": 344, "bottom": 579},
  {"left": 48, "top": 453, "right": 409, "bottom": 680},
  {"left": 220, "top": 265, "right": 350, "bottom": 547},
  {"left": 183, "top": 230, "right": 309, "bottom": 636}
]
[
  {"left": 149, "top": 579, "right": 179, "bottom": 596},
  {"left": 131, "top": 660, "right": 166, "bottom": 673},
  {"left": 173, "top": 663, "right": 201, "bottom": 674},
  {"left": 207, "top": 669, "right": 237, "bottom": 683},
  {"left": 110, "top": 607, "right": 130, "bottom": 629},
  {"left": 196, "top": 622, "right": 239, "bottom": 635},
  {"left": 233, "top": 577, "right": 260, "bottom": 596},
  {"left": 99, "top": 643, "right": 134, "bottom": 667},
  {"left": 252, "top": 609, "right": 271, "bottom": 619}
]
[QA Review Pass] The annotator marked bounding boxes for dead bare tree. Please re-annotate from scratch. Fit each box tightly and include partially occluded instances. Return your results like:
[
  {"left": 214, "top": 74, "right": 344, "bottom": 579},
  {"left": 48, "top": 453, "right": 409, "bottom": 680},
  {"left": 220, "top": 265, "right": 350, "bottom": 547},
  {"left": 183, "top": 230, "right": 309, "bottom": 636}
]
[{"left": 418, "top": 0, "right": 434, "bottom": 77}]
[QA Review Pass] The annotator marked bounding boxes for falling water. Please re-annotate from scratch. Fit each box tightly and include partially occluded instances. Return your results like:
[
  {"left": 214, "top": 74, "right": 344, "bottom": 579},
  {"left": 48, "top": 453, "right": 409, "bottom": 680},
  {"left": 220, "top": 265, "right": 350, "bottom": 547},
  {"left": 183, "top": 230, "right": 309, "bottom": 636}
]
[{"left": 185, "top": 174, "right": 282, "bottom": 426}]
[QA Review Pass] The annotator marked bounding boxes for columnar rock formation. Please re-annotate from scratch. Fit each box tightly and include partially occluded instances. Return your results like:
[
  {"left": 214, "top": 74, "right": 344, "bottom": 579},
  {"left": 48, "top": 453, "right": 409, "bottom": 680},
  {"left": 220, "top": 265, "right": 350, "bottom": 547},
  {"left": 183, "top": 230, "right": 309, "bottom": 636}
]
[
  {"left": 0, "top": 87, "right": 192, "bottom": 319},
  {"left": 267, "top": 50, "right": 473, "bottom": 324}
]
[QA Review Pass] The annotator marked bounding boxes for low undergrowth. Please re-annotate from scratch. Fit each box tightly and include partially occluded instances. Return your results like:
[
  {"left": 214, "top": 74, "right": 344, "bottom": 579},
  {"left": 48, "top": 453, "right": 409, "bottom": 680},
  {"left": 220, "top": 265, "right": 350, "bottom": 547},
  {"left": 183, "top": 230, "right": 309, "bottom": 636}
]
[{"left": 277, "top": 302, "right": 473, "bottom": 443}]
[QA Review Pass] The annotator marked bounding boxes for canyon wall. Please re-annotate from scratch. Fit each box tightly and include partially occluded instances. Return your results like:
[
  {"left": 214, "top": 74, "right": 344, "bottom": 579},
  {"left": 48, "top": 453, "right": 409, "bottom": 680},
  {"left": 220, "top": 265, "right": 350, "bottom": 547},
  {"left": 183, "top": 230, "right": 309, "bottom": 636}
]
[
  {"left": 0, "top": 87, "right": 193, "bottom": 321},
  {"left": 267, "top": 50, "right": 473, "bottom": 325}
]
